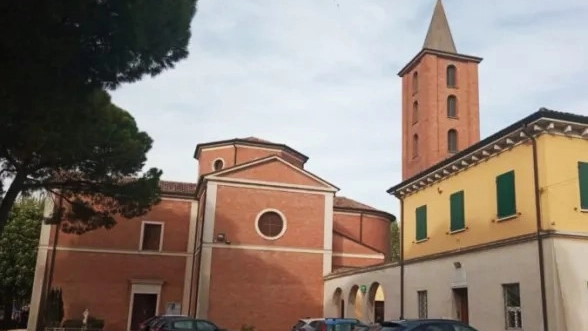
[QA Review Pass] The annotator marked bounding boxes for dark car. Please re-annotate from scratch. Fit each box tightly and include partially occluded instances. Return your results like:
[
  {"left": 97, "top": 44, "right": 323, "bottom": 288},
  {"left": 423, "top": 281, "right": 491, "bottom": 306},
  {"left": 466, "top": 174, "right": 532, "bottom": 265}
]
[
  {"left": 371, "top": 319, "right": 479, "bottom": 331},
  {"left": 140, "top": 315, "right": 188, "bottom": 331},
  {"left": 152, "top": 317, "right": 227, "bottom": 331}
]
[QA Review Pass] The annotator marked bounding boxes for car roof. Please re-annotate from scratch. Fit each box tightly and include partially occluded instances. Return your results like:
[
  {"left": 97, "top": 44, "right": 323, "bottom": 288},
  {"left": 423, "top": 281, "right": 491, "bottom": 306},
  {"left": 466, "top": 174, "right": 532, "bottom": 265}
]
[{"left": 386, "top": 319, "right": 469, "bottom": 326}]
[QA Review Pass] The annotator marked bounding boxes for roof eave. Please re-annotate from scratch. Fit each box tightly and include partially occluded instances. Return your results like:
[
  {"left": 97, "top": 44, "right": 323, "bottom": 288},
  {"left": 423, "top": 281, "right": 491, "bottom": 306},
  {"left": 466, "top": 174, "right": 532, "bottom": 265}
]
[
  {"left": 397, "top": 48, "right": 483, "bottom": 77},
  {"left": 387, "top": 108, "right": 588, "bottom": 198},
  {"left": 333, "top": 206, "right": 396, "bottom": 222},
  {"left": 194, "top": 138, "right": 309, "bottom": 163}
]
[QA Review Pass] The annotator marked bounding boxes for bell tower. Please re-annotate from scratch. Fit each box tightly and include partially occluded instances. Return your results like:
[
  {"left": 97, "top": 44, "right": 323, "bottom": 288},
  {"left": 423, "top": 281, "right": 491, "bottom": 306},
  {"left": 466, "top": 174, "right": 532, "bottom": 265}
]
[{"left": 399, "top": 0, "right": 483, "bottom": 180}]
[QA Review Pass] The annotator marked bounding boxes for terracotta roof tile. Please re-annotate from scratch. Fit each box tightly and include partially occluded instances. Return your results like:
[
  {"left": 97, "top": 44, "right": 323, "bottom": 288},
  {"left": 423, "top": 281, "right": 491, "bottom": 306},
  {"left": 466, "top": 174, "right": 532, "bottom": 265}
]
[
  {"left": 241, "top": 136, "right": 275, "bottom": 144},
  {"left": 159, "top": 180, "right": 197, "bottom": 196},
  {"left": 334, "top": 196, "right": 378, "bottom": 211}
]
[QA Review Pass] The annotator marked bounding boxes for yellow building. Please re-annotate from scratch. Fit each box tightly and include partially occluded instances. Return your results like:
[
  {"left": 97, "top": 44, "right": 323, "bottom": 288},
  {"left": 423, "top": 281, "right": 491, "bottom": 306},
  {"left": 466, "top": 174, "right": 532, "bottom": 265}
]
[
  {"left": 322, "top": 2, "right": 588, "bottom": 331},
  {"left": 324, "top": 110, "right": 588, "bottom": 331}
]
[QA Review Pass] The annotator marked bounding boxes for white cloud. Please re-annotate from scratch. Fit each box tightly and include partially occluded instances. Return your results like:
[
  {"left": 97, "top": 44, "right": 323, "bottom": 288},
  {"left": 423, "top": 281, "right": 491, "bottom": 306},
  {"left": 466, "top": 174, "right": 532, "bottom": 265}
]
[{"left": 110, "top": 0, "right": 588, "bottom": 219}]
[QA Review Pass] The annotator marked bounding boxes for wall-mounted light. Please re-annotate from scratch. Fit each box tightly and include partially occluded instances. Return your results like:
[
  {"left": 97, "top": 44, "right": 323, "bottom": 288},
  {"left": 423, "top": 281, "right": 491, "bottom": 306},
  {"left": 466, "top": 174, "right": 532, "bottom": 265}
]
[
  {"left": 215, "top": 233, "right": 231, "bottom": 245},
  {"left": 453, "top": 261, "right": 462, "bottom": 269}
]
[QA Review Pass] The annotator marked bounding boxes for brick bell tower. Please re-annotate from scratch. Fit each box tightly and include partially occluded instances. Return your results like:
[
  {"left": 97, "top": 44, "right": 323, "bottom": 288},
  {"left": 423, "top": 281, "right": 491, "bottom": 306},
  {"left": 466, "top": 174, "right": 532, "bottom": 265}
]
[{"left": 399, "top": 0, "right": 483, "bottom": 180}]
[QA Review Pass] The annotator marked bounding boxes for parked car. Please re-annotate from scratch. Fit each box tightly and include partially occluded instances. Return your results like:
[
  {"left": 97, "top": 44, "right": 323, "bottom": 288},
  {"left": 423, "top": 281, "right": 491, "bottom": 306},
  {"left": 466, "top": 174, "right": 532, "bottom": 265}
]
[
  {"left": 151, "top": 317, "right": 227, "bottom": 331},
  {"left": 368, "top": 319, "right": 479, "bottom": 331},
  {"left": 291, "top": 318, "right": 325, "bottom": 331},
  {"left": 293, "top": 318, "right": 361, "bottom": 331},
  {"left": 140, "top": 315, "right": 187, "bottom": 331},
  {"left": 310, "top": 318, "right": 361, "bottom": 331},
  {"left": 351, "top": 323, "right": 372, "bottom": 331}
]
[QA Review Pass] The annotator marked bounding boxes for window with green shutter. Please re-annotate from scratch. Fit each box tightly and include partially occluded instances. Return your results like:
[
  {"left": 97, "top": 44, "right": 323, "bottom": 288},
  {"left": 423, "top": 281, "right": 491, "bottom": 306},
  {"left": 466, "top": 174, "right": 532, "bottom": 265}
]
[
  {"left": 496, "top": 170, "right": 517, "bottom": 218},
  {"left": 415, "top": 205, "right": 427, "bottom": 241},
  {"left": 450, "top": 190, "right": 465, "bottom": 231},
  {"left": 578, "top": 162, "right": 588, "bottom": 210}
]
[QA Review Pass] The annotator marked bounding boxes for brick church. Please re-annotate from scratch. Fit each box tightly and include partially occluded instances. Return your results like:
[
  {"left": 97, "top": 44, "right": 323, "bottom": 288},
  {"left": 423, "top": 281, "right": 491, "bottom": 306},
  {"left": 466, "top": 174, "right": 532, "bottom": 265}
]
[{"left": 27, "top": 137, "right": 395, "bottom": 331}]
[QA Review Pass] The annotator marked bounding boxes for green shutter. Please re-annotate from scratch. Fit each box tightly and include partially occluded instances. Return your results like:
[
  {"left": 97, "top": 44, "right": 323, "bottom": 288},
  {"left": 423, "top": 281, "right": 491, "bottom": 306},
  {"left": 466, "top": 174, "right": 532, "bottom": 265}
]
[
  {"left": 496, "top": 170, "right": 517, "bottom": 218},
  {"left": 450, "top": 190, "right": 465, "bottom": 231},
  {"left": 578, "top": 162, "right": 588, "bottom": 209},
  {"left": 415, "top": 205, "right": 427, "bottom": 241}
]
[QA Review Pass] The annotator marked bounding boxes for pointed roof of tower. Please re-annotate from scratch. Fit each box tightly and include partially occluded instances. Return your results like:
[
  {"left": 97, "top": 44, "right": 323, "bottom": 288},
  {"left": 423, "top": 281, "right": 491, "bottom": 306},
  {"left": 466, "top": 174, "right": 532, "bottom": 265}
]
[
  {"left": 423, "top": 0, "right": 457, "bottom": 53},
  {"left": 397, "top": 0, "right": 482, "bottom": 77}
]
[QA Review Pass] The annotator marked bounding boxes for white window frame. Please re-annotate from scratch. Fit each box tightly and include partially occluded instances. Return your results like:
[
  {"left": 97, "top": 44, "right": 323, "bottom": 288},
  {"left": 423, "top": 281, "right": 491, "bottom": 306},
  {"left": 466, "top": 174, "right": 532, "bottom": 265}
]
[
  {"left": 211, "top": 157, "right": 225, "bottom": 171},
  {"left": 417, "top": 290, "right": 428, "bottom": 319},
  {"left": 139, "top": 221, "right": 165, "bottom": 251},
  {"left": 503, "top": 283, "right": 522, "bottom": 329},
  {"left": 254, "top": 208, "right": 288, "bottom": 240},
  {"left": 126, "top": 280, "right": 163, "bottom": 331}
]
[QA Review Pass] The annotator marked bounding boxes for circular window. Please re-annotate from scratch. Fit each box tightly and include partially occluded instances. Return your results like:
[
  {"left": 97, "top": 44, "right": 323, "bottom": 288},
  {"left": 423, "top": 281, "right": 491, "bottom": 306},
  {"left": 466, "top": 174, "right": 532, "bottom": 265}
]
[
  {"left": 255, "top": 209, "right": 287, "bottom": 240},
  {"left": 212, "top": 158, "right": 224, "bottom": 171}
]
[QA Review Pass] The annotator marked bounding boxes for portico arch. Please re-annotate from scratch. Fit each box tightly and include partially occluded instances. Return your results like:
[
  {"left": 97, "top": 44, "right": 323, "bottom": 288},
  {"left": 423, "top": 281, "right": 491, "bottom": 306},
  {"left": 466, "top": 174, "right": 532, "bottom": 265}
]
[
  {"left": 332, "top": 287, "right": 344, "bottom": 318},
  {"left": 367, "top": 282, "right": 385, "bottom": 323},
  {"left": 348, "top": 285, "right": 364, "bottom": 320}
]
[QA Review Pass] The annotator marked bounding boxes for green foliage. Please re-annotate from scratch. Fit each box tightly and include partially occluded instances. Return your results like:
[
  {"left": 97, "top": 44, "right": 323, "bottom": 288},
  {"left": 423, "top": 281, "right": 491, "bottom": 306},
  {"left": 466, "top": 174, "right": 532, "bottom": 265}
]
[
  {"left": 0, "top": 0, "right": 196, "bottom": 235},
  {"left": 389, "top": 222, "right": 400, "bottom": 262},
  {"left": 0, "top": 90, "right": 162, "bottom": 235},
  {"left": 0, "top": 197, "right": 43, "bottom": 302},
  {"left": 0, "top": 0, "right": 197, "bottom": 98},
  {"left": 45, "top": 288, "right": 64, "bottom": 327}
]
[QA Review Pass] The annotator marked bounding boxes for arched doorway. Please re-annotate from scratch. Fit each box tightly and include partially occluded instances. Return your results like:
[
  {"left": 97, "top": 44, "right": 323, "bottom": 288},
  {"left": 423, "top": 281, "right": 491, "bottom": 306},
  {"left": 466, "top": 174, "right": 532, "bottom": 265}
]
[
  {"left": 348, "top": 285, "right": 364, "bottom": 320},
  {"left": 333, "top": 288, "right": 344, "bottom": 318},
  {"left": 368, "top": 282, "right": 385, "bottom": 323}
]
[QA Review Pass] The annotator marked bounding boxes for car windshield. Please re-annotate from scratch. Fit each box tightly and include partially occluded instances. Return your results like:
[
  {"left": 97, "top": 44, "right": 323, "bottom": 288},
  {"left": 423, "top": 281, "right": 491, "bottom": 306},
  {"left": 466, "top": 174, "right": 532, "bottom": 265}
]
[{"left": 379, "top": 322, "right": 406, "bottom": 331}]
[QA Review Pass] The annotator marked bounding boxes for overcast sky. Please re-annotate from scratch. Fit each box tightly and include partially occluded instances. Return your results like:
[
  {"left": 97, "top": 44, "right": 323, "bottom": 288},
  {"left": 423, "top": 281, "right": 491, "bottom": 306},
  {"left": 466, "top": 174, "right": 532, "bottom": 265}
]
[{"left": 110, "top": 0, "right": 588, "bottom": 219}]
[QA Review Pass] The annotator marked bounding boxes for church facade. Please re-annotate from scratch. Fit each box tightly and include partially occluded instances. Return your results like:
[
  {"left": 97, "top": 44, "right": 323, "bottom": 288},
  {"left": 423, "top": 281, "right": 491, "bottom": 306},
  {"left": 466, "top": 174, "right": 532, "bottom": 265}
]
[
  {"left": 324, "top": 2, "right": 588, "bottom": 331},
  {"left": 27, "top": 137, "right": 394, "bottom": 331}
]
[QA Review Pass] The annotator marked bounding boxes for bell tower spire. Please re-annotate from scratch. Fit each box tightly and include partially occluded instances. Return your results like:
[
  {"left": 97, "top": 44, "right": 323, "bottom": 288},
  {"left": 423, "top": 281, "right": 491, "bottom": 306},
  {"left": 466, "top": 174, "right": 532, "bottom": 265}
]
[
  {"left": 398, "top": 0, "right": 484, "bottom": 180},
  {"left": 423, "top": 0, "right": 457, "bottom": 53}
]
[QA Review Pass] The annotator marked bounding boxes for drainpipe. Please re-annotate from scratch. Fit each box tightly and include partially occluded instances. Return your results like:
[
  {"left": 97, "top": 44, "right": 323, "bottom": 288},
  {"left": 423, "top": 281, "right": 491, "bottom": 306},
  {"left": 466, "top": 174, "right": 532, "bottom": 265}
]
[
  {"left": 187, "top": 200, "right": 201, "bottom": 317},
  {"left": 523, "top": 125, "right": 549, "bottom": 331},
  {"left": 398, "top": 196, "right": 405, "bottom": 320},
  {"left": 188, "top": 191, "right": 207, "bottom": 317},
  {"left": 232, "top": 144, "right": 237, "bottom": 165}
]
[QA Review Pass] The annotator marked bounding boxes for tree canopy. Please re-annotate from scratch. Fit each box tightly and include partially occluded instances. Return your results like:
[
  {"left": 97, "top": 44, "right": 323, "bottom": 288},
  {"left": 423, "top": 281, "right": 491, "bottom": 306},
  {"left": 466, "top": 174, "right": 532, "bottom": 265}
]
[
  {"left": 0, "top": 0, "right": 197, "bottom": 235},
  {"left": 0, "top": 197, "right": 43, "bottom": 307},
  {"left": 0, "top": 0, "right": 197, "bottom": 98},
  {"left": 0, "top": 90, "right": 162, "bottom": 235}
]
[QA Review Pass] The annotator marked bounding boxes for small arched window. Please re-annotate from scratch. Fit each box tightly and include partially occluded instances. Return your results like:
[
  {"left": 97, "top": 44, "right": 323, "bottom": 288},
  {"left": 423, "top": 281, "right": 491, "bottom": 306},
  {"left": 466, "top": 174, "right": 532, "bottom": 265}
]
[
  {"left": 447, "top": 95, "right": 457, "bottom": 118},
  {"left": 412, "top": 101, "right": 419, "bottom": 124},
  {"left": 412, "top": 71, "right": 419, "bottom": 93},
  {"left": 447, "top": 65, "right": 457, "bottom": 88},
  {"left": 448, "top": 129, "right": 458, "bottom": 153},
  {"left": 413, "top": 134, "right": 419, "bottom": 157}
]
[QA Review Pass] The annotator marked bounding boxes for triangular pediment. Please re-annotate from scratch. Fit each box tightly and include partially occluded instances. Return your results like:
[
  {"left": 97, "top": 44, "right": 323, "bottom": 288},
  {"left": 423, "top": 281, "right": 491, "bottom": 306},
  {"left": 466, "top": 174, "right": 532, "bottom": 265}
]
[{"left": 206, "top": 155, "right": 338, "bottom": 192}]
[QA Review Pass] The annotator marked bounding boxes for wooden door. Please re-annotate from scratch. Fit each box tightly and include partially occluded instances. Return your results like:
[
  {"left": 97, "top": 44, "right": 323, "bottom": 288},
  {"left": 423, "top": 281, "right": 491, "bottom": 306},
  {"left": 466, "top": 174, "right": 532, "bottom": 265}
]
[
  {"left": 452, "top": 288, "right": 469, "bottom": 324},
  {"left": 374, "top": 301, "right": 385, "bottom": 323},
  {"left": 340, "top": 299, "right": 345, "bottom": 318},
  {"left": 130, "top": 294, "right": 158, "bottom": 331}
]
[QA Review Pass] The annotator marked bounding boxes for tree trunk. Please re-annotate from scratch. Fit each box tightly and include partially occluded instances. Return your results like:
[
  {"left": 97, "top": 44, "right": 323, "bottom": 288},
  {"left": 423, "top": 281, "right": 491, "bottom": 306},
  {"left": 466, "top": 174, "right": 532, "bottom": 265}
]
[
  {"left": 0, "top": 171, "right": 27, "bottom": 235},
  {"left": 0, "top": 291, "right": 15, "bottom": 329}
]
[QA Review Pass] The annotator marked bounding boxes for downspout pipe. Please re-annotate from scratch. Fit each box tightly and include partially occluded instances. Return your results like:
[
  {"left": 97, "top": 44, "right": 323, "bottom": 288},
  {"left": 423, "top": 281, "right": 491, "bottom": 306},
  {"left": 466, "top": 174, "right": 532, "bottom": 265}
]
[
  {"left": 397, "top": 195, "right": 405, "bottom": 320},
  {"left": 190, "top": 191, "right": 207, "bottom": 317},
  {"left": 187, "top": 199, "right": 201, "bottom": 316},
  {"left": 523, "top": 125, "right": 549, "bottom": 331}
]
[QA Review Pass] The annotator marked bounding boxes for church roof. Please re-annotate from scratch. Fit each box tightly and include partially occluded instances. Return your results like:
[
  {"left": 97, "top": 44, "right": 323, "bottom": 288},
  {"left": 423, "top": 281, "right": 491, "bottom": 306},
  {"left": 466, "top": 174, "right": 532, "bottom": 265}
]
[
  {"left": 334, "top": 196, "right": 396, "bottom": 221},
  {"left": 193, "top": 137, "right": 309, "bottom": 163},
  {"left": 159, "top": 180, "right": 197, "bottom": 198},
  {"left": 423, "top": 0, "right": 457, "bottom": 53}
]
